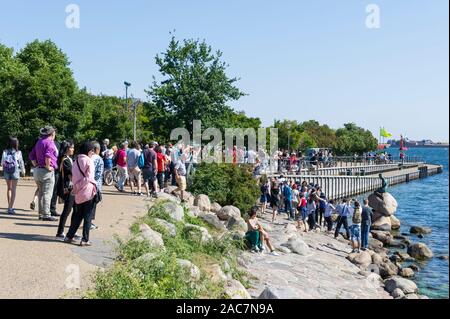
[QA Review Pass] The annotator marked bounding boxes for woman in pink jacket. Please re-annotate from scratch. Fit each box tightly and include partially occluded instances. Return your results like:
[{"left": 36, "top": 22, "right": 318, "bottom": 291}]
[{"left": 64, "top": 141, "right": 97, "bottom": 246}]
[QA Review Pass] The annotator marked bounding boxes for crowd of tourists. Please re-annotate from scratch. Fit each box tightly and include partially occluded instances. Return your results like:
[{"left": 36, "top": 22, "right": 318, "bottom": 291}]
[
  {"left": 0, "top": 126, "right": 192, "bottom": 246},
  {"left": 2, "top": 128, "right": 375, "bottom": 253},
  {"left": 249, "top": 175, "right": 374, "bottom": 253}
]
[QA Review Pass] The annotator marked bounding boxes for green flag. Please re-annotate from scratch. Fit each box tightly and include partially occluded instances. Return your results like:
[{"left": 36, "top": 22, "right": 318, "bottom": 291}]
[{"left": 380, "top": 127, "right": 392, "bottom": 138}]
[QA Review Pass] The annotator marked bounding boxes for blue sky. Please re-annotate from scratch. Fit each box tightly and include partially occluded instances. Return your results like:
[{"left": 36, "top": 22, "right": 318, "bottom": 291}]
[{"left": 0, "top": 0, "right": 448, "bottom": 141}]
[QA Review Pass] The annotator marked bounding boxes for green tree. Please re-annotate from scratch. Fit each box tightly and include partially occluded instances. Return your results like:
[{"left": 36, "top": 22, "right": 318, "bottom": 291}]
[
  {"left": 146, "top": 36, "right": 246, "bottom": 136},
  {"left": 0, "top": 40, "right": 86, "bottom": 152},
  {"left": 298, "top": 120, "right": 336, "bottom": 148},
  {"left": 334, "top": 123, "right": 378, "bottom": 155}
]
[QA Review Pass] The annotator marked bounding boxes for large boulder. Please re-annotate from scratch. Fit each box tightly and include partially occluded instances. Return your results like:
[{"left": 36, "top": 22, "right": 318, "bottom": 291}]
[
  {"left": 217, "top": 206, "right": 241, "bottom": 221},
  {"left": 368, "top": 238, "right": 384, "bottom": 251},
  {"left": 347, "top": 251, "right": 372, "bottom": 268},
  {"left": 407, "top": 243, "right": 433, "bottom": 260},
  {"left": 177, "top": 259, "right": 201, "bottom": 281},
  {"left": 399, "top": 268, "right": 415, "bottom": 278},
  {"left": 226, "top": 216, "right": 247, "bottom": 233},
  {"left": 194, "top": 194, "right": 211, "bottom": 212},
  {"left": 210, "top": 202, "right": 222, "bottom": 213},
  {"left": 371, "top": 216, "right": 392, "bottom": 231},
  {"left": 410, "top": 226, "right": 432, "bottom": 235},
  {"left": 283, "top": 237, "right": 310, "bottom": 256},
  {"left": 372, "top": 253, "right": 383, "bottom": 265},
  {"left": 185, "top": 223, "right": 212, "bottom": 243},
  {"left": 137, "top": 224, "right": 165, "bottom": 249},
  {"left": 371, "top": 230, "right": 393, "bottom": 245},
  {"left": 379, "top": 261, "right": 399, "bottom": 279},
  {"left": 173, "top": 190, "right": 195, "bottom": 206},
  {"left": 384, "top": 277, "right": 418, "bottom": 294},
  {"left": 153, "top": 218, "right": 177, "bottom": 237},
  {"left": 155, "top": 192, "right": 180, "bottom": 204},
  {"left": 205, "top": 264, "right": 228, "bottom": 284},
  {"left": 394, "top": 251, "right": 415, "bottom": 262},
  {"left": 368, "top": 192, "right": 398, "bottom": 216},
  {"left": 186, "top": 206, "right": 201, "bottom": 218},
  {"left": 164, "top": 185, "right": 178, "bottom": 194},
  {"left": 161, "top": 201, "right": 184, "bottom": 222},
  {"left": 224, "top": 280, "right": 251, "bottom": 299},
  {"left": 199, "top": 212, "right": 226, "bottom": 230},
  {"left": 391, "top": 288, "right": 405, "bottom": 299},
  {"left": 390, "top": 215, "right": 401, "bottom": 230}
]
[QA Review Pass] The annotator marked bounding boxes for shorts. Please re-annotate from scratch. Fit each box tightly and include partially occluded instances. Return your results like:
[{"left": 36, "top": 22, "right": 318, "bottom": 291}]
[
  {"left": 128, "top": 167, "right": 142, "bottom": 184},
  {"left": 350, "top": 224, "right": 361, "bottom": 241},
  {"left": 142, "top": 168, "right": 155, "bottom": 184},
  {"left": 4, "top": 170, "right": 20, "bottom": 181},
  {"left": 176, "top": 175, "right": 187, "bottom": 191},
  {"left": 300, "top": 207, "right": 308, "bottom": 221},
  {"left": 260, "top": 194, "right": 270, "bottom": 203}
]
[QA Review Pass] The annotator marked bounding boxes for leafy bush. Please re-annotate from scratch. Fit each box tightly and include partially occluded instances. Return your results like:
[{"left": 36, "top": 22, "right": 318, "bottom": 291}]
[
  {"left": 190, "top": 163, "right": 259, "bottom": 215},
  {"left": 87, "top": 201, "right": 249, "bottom": 299}
]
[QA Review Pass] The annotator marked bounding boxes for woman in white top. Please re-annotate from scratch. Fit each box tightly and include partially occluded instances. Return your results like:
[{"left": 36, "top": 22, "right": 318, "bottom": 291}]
[{"left": 1, "top": 137, "right": 25, "bottom": 215}]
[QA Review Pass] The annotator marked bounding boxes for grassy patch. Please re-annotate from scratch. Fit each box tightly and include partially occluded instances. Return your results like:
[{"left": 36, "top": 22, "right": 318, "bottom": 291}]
[{"left": 86, "top": 201, "right": 250, "bottom": 299}]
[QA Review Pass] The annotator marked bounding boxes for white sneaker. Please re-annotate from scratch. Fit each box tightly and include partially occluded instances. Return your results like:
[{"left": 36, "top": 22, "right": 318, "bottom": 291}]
[{"left": 270, "top": 251, "right": 279, "bottom": 256}]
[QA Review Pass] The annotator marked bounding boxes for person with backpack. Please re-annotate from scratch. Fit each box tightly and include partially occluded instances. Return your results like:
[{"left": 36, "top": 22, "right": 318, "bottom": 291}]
[
  {"left": 349, "top": 201, "right": 362, "bottom": 253},
  {"left": 64, "top": 141, "right": 97, "bottom": 246},
  {"left": 127, "top": 141, "right": 142, "bottom": 196},
  {"left": 1, "top": 137, "right": 25, "bottom": 215},
  {"left": 29, "top": 126, "right": 59, "bottom": 221}
]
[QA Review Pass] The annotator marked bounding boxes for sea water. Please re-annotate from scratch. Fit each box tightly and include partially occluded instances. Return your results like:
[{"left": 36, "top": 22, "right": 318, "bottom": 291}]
[{"left": 381, "top": 147, "right": 449, "bottom": 299}]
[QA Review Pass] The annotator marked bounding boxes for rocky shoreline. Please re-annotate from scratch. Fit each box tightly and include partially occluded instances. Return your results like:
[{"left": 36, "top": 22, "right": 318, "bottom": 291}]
[{"left": 122, "top": 187, "right": 443, "bottom": 299}]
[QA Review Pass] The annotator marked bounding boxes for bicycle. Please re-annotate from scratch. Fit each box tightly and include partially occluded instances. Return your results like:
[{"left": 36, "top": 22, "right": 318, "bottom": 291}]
[{"left": 103, "top": 166, "right": 118, "bottom": 186}]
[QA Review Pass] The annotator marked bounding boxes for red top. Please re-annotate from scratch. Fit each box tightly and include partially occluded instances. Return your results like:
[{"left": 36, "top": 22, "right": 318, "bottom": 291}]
[
  {"left": 116, "top": 149, "right": 127, "bottom": 168},
  {"left": 300, "top": 198, "right": 307, "bottom": 208},
  {"left": 156, "top": 153, "right": 166, "bottom": 172}
]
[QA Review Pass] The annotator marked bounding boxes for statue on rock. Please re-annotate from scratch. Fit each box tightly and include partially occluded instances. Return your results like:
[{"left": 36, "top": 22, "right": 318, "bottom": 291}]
[{"left": 375, "top": 173, "right": 388, "bottom": 199}]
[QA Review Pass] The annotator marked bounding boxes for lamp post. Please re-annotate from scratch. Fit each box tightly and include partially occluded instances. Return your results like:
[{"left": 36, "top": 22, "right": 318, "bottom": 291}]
[
  {"left": 287, "top": 124, "right": 291, "bottom": 152},
  {"left": 130, "top": 98, "right": 140, "bottom": 142},
  {"left": 124, "top": 81, "right": 131, "bottom": 110}
]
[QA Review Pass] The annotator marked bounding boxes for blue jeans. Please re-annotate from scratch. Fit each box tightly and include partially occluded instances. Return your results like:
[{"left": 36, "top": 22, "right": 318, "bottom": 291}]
[
  {"left": 285, "top": 200, "right": 294, "bottom": 219},
  {"left": 361, "top": 223, "right": 371, "bottom": 248}
]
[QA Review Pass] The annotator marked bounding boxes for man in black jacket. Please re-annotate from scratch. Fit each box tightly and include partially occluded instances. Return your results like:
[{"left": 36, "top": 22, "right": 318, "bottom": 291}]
[{"left": 361, "top": 199, "right": 374, "bottom": 250}]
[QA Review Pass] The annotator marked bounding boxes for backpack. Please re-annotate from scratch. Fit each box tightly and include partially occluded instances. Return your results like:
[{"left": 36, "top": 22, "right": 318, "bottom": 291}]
[
  {"left": 138, "top": 152, "right": 145, "bottom": 169},
  {"left": 352, "top": 208, "right": 362, "bottom": 224},
  {"left": 3, "top": 150, "right": 17, "bottom": 174}
]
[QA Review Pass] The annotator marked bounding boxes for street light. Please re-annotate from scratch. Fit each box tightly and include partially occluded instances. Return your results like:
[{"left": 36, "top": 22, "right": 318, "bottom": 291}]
[
  {"left": 124, "top": 81, "right": 131, "bottom": 110},
  {"left": 287, "top": 124, "right": 291, "bottom": 152},
  {"left": 130, "top": 97, "right": 140, "bottom": 142}
]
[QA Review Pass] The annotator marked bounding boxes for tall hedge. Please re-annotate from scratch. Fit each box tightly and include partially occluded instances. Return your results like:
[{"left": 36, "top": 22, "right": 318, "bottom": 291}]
[{"left": 190, "top": 163, "right": 260, "bottom": 215}]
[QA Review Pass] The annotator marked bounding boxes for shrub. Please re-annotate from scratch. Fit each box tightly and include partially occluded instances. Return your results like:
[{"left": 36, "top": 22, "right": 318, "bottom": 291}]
[
  {"left": 190, "top": 163, "right": 259, "bottom": 214},
  {"left": 87, "top": 202, "right": 250, "bottom": 299}
]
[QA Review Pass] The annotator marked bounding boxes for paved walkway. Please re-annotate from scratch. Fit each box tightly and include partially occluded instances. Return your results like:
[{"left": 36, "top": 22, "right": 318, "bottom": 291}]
[{"left": 0, "top": 179, "right": 150, "bottom": 299}]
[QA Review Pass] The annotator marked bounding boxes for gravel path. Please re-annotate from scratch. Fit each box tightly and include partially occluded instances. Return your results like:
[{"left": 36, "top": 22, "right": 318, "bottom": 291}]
[{"left": 0, "top": 179, "right": 150, "bottom": 299}]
